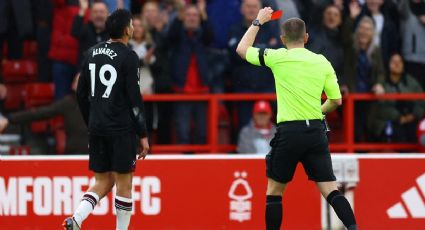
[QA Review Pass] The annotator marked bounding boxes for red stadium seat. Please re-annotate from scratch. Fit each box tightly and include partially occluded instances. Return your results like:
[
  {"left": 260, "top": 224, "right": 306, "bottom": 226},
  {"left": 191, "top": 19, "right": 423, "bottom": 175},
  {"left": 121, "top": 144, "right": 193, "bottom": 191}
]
[
  {"left": 31, "top": 120, "right": 49, "bottom": 133},
  {"left": 30, "top": 117, "right": 63, "bottom": 134},
  {"left": 2, "top": 59, "right": 37, "bottom": 83},
  {"left": 55, "top": 129, "right": 66, "bottom": 154},
  {"left": 23, "top": 41, "right": 37, "bottom": 58},
  {"left": 24, "top": 83, "right": 54, "bottom": 108},
  {"left": 4, "top": 84, "right": 26, "bottom": 110},
  {"left": 50, "top": 116, "right": 64, "bottom": 131},
  {"left": 9, "top": 146, "right": 31, "bottom": 155}
]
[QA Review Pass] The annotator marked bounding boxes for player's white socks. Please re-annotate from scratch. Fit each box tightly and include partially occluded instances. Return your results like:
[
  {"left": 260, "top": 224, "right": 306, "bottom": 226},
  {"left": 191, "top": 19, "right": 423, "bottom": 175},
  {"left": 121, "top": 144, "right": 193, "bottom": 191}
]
[
  {"left": 115, "top": 195, "right": 133, "bottom": 230},
  {"left": 73, "top": 192, "right": 100, "bottom": 227}
]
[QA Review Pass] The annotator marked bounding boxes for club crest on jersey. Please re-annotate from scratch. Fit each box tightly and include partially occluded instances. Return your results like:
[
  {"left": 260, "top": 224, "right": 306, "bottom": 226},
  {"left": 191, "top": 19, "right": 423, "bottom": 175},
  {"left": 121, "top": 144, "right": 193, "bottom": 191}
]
[{"left": 92, "top": 47, "right": 118, "bottom": 60}]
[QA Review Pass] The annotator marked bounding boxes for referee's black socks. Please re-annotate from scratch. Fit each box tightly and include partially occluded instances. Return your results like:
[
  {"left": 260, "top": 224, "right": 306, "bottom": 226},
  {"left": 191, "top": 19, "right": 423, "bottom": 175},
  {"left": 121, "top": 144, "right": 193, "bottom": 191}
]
[
  {"left": 326, "top": 190, "right": 358, "bottom": 230},
  {"left": 266, "top": 195, "right": 282, "bottom": 230}
]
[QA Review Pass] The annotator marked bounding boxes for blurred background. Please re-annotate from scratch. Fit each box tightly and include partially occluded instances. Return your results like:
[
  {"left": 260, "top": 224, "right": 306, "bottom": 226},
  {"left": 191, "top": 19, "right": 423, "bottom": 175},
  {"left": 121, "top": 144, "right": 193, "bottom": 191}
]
[{"left": 0, "top": 0, "right": 424, "bottom": 155}]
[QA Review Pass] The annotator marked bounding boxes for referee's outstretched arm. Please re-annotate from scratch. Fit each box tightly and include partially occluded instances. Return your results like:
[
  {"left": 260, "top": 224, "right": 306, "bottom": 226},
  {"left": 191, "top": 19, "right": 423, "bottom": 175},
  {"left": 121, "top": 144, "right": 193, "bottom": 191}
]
[{"left": 236, "top": 7, "right": 273, "bottom": 59}]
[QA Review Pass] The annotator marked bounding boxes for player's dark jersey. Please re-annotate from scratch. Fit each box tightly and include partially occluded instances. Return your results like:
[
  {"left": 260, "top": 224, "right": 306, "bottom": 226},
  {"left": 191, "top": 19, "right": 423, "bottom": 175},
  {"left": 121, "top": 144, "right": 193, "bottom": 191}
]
[{"left": 76, "top": 41, "right": 147, "bottom": 137}]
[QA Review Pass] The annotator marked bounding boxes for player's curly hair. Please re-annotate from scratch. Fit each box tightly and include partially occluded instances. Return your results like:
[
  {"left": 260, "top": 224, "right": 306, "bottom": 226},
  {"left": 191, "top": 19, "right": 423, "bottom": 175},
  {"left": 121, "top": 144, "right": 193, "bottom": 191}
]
[{"left": 106, "top": 9, "right": 132, "bottom": 39}]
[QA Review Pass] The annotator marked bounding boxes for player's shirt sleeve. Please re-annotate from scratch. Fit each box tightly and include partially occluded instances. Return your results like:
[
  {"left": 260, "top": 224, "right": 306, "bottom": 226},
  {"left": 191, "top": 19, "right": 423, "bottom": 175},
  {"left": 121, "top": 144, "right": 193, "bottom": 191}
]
[
  {"left": 124, "top": 51, "right": 148, "bottom": 138},
  {"left": 323, "top": 60, "right": 342, "bottom": 99},
  {"left": 76, "top": 61, "right": 90, "bottom": 126},
  {"left": 245, "top": 47, "right": 283, "bottom": 68}
]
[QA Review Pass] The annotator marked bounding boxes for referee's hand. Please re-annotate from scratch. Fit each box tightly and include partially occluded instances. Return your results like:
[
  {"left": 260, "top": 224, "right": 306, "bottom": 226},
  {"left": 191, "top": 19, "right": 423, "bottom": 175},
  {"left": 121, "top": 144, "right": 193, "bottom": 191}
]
[
  {"left": 256, "top": 7, "right": 274, "bottom": 25},
  {"left": 138, "top": 137, "right": 150, "bottom": 160}
]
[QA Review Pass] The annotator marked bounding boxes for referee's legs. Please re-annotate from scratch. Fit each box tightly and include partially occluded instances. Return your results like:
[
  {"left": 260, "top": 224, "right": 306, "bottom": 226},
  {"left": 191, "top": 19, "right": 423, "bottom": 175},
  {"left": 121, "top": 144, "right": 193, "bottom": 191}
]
[
  {"left": 266, "top": 178, "right": 286, "bottom": 230},
  {"left": 317, "top": 181, "right": 358, "bottom": 230}
]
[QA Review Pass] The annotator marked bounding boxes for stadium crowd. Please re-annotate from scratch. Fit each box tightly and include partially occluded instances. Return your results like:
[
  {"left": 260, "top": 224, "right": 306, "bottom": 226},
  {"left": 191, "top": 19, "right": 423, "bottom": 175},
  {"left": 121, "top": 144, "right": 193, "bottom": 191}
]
[{"left": 0, "top": 0, "right": 424, "bottom": 154}]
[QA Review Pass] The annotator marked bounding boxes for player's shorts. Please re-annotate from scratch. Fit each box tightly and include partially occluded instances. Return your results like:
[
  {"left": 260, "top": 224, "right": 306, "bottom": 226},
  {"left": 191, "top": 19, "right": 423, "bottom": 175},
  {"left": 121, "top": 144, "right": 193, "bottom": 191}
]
[
  {"left": 266, "top": 120, "right": 336, "bottom": 183},
  {"left": 88, "top": 133, "right": 138, "bottom": 173}
]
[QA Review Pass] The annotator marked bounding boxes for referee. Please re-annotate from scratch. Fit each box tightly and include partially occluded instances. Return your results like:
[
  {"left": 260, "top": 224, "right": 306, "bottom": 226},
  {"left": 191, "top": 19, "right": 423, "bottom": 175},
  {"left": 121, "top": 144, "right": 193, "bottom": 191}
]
[{"left": 236, "top": 7, "right": 358, "bottom": 230}]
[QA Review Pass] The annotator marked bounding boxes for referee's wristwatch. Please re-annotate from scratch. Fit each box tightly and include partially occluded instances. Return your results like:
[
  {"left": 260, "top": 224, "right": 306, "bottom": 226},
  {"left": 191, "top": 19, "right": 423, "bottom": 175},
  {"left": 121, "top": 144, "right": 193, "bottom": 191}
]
[{"left": 252, "top": 19, "right": 262, "bottom": 27}]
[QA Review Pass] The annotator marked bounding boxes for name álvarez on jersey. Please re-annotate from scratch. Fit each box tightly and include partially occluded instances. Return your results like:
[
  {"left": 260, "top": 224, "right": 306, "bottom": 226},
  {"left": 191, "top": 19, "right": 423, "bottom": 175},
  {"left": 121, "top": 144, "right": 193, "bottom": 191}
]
[
  {"left": 76, "top": 41, "right": 147, "bottom": 137},
  {"left": 92, "top": 47, "right": 118, "bottom": 60}
]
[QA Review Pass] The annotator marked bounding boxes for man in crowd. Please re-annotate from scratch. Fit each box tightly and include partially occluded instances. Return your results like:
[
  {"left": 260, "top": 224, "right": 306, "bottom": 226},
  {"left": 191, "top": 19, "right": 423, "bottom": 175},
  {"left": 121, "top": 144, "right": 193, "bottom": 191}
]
[
  {"left": 72, "top": 0, "right": 109, "bottom": 65},
  {"left": 237, "top": 100, "right": 276, "bottom": 154},
  {"left": 168, "top": 1, "right": 214, "bottom": 145},
  {"left": 228, "top": 0, "right": 280, "bottom": 129}
]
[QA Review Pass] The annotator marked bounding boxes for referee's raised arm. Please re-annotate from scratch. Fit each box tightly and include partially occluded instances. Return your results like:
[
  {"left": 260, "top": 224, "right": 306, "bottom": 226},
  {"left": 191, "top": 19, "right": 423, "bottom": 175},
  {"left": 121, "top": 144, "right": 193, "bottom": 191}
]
[{"left": 236, "top": 7, "right": 273, "bottom": 59}]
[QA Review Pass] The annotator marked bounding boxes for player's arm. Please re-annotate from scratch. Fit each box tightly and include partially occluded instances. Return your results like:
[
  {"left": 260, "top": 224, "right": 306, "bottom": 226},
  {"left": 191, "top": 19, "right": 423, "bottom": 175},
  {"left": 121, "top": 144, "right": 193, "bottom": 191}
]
[
  {"left": 124, "top": 52, "right": 148, "bottom": 139},
  {"left": 322, "top": 62, "right": 342, "bottom": 114},
  {"left": 236, "top": 7, "right": 273, "bottom": 59}
]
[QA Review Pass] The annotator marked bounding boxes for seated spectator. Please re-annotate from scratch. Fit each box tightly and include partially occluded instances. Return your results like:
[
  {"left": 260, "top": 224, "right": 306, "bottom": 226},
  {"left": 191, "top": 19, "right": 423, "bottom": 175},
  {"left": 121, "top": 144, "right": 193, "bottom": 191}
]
[
  {"left": 168, "top": 1, "right": 214, "bottom": 145},
  {"left": 354, "top": 0, "right": 400, "bottom": 65},
  {"left": 399, "top": 0, "right": 425, "bottom": 89},
  {"left": 342, "top": 14, "right": 386, "bottom": 141},
  {"left": 369, "top": 54, "right": 424, "bottom": 143},
  {"left": 308, "top": 5, "right": 344, "bottom": 78},
  {"left": 228, "top": 0, "right": 280, "bottom": 129},
  {"left": 49, "top": 0, "right": 80, "bottom": 100},
  {"left": 0, "top": 75, "right": 88, "bottom": 154},
  {"left": 72, "top": 0, "right": 109, "bottom": 65},
  {"left": 237, "top": 101, "right": 276, "bottom": 154}
]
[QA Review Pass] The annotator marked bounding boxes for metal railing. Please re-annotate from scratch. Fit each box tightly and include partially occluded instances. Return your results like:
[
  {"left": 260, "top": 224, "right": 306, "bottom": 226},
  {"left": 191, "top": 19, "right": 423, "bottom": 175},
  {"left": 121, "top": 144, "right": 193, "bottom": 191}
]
[{"left": 143, "top": 93, "right": 425, "bottom": 153}]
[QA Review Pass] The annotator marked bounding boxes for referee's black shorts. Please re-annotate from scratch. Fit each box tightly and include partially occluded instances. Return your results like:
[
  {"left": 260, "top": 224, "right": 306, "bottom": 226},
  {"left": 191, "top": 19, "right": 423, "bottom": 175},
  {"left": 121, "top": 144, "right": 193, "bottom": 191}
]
[
  {"left": 88, "top": 132, "right": 138, "bottom": 173},
  {"left": 266, "top": 119, "right": 336, "bottom": 183}
]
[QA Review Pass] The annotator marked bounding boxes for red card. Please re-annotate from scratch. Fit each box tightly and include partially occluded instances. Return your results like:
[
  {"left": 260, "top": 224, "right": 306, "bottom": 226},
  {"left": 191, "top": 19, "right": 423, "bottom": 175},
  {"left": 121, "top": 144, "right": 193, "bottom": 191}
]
[{"left": 271, "top": 10, "right": 283, "bottom": 21}]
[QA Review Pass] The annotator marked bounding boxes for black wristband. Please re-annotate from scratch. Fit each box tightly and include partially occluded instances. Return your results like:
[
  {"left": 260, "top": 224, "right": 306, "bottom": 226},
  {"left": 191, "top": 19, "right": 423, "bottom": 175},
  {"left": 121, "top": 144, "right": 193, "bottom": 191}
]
[{"left": 259, "top": 48, "right": 266, "bottom": 66}]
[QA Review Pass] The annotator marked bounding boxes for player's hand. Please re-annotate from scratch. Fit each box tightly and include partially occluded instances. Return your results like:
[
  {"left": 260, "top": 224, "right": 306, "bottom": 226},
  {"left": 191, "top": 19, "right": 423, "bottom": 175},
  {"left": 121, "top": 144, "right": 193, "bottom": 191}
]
[
  {"left": 256, "top": 7, "right": 273, "bottom": 25},
  {"left": 0, "top": 118, "right": 9, "bottom": 133},
  {"left": 138, "top": 137, "right": 150, "bottom": 160}
]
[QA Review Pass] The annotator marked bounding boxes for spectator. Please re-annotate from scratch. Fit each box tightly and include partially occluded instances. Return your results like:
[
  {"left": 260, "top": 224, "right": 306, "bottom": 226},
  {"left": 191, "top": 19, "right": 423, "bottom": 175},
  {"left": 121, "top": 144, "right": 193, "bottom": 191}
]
[
  {"left": 237, "top": 100, "right": 276, "bottom": 154},
  {"left": 142, "top": 2, "right": 173, "bottom": 93},
  {"left": 142, "top": 1, "right": 173, "bottom": 144},
  {"left": 130, "top": 16, "right": 155, "bottom": 94},
  {"left": 342, "top": 13, "right": 386, "bottom": 141},
  {"left": 168, "top": 2, "right": 214, "bottom": 145},
  {"left": 354, "top": 0, "right": 400, "bottom": 65},
  {"left": 103, "top": 0, "right": 130, "bottom": 12},
  {"left": 0, "top": 75, "right": 88, "bottom": 154},
  {"left": 399, "top": 0, "right": 425, "bottom": 89},
  {"left": 369, "top": 54, "right": 424, "bottom": 143},
  {"left": 0, "top": 0, "right": 33, "bottom": 59},
  {"left": 228, "top": 0, "right": 280, "bottom": 129},
  {"left": 129, "top": 16, "right": 156, "bottom": 136},
  {"left": 72, "top": 0, "right": 109, "bottom": 65},
  {"left": 308, "top": 5, "right": 344, "bottom": 79},
  {"left": 49, "top": 0, "right": 80, "bottom": 100},
  {"left": 35, "top": 0, "right": 54, "bottom": 82},
  {"left": 275, "top": 0, "right": 301, "bottom": 24}
]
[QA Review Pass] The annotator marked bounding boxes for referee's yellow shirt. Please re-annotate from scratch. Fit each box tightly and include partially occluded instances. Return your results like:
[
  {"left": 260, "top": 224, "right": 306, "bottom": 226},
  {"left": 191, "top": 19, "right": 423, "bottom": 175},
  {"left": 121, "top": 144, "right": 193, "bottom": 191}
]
[{"left": 246, "top": 47, "right": 342, "bottom": 123}]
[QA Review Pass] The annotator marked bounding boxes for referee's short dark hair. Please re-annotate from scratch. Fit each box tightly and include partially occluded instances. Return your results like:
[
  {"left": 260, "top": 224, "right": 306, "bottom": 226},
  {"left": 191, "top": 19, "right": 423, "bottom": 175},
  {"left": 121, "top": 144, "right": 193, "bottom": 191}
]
[
  {"left": 281, "top": 18, "right": 306, "bottom": 44},
  {"left": 106, "top": 9, "right": 132, "bottom": 39}
]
